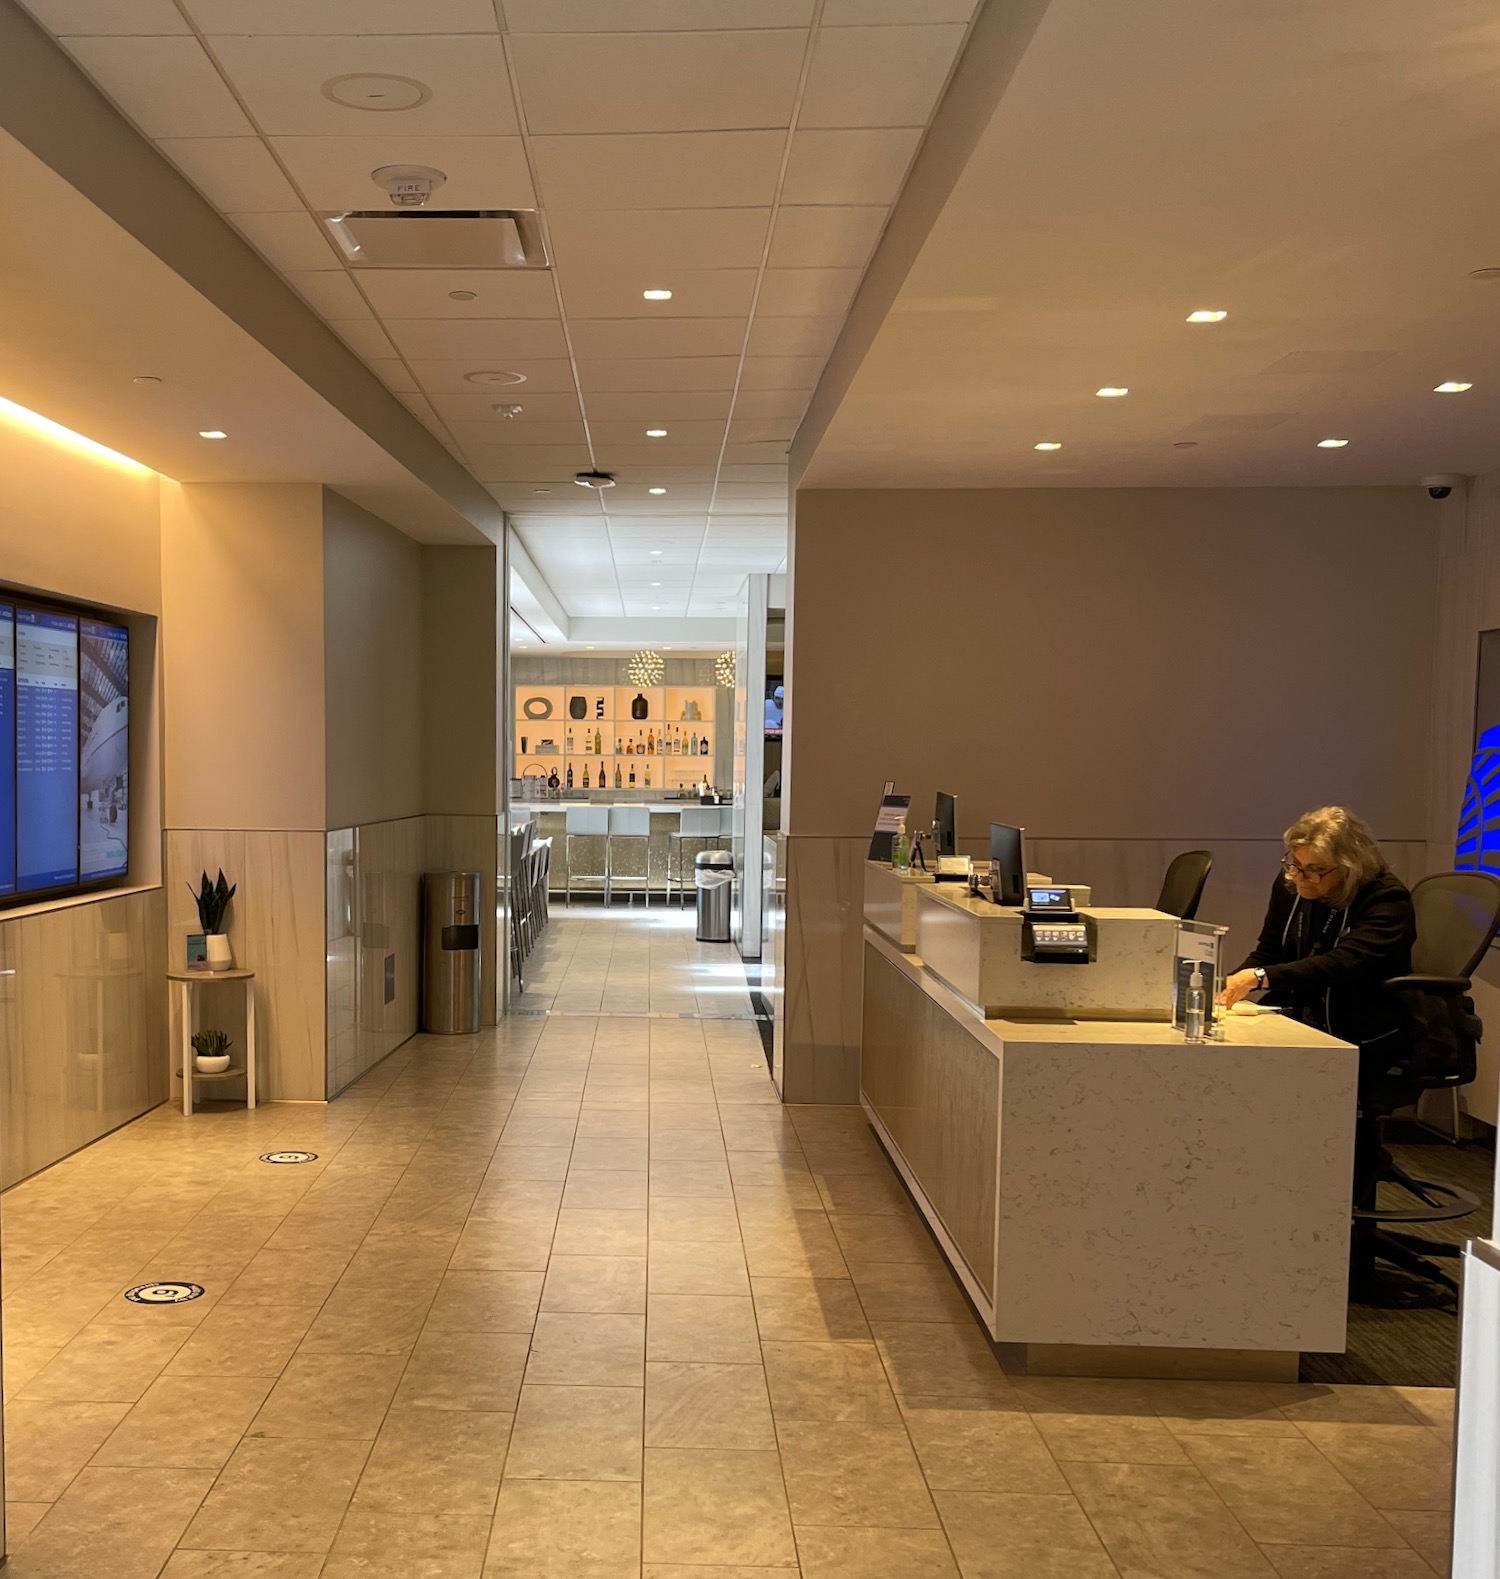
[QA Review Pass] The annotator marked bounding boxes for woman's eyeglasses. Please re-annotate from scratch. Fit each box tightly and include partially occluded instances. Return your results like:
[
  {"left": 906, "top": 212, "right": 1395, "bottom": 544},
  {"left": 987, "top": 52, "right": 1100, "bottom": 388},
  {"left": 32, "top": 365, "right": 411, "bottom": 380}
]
[{"left": 1282, "top": 858, "right": 1335, "bottom": 881}]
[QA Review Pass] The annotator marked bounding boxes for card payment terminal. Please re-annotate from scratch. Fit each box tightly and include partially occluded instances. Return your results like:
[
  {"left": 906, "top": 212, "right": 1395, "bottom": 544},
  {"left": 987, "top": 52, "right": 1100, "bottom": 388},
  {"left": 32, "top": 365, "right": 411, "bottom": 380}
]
[{"left": 1020, "top": 885, "right": 1093, "bottom": 964}]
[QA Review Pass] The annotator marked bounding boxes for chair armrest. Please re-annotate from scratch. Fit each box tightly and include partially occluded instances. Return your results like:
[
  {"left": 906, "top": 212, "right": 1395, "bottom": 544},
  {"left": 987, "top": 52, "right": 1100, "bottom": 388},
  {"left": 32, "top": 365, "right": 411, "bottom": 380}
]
[{"left": 1383, "top": 974, "right": 1471, "bottom": 996}]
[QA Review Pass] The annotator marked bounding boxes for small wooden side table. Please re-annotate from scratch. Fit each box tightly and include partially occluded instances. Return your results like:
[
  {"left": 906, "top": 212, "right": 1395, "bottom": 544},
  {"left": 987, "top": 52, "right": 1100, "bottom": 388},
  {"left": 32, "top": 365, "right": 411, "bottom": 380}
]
[{"left": 167, "top": 967, "right": 257, "bottom": 1116}]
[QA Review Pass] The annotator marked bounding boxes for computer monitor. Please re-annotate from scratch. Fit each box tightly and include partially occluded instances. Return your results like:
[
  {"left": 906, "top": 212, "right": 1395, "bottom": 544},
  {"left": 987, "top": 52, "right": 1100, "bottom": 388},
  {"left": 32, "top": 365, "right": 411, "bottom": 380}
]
[
  {"left": 935, "top": 791, "right": 957, "bottom": 857},
  {"left": 989, "top": 822, "right": 1026, "bottom": 907}
]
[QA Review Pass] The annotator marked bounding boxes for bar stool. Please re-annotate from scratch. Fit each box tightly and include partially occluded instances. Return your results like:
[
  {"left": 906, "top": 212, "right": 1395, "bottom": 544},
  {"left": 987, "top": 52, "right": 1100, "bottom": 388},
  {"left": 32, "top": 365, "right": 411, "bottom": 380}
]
[
  {"left": 564, "top": 806, "right": 609, "bottom": 905},
  {"left": 532, "top": 837, "right": 552, "bottom": 933},
  {"left": 668, "top": 807, "right": 727, "bottom": 905},
  {"left": 607, "top": 806, "right": 652, "bottom": 908}
]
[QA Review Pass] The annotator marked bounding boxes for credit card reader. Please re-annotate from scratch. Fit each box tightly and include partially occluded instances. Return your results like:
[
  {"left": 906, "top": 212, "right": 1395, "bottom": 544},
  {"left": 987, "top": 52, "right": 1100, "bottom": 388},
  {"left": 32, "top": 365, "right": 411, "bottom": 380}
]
[{"left": 1021, "top": 885, "right": 1093, "bottom": 964}]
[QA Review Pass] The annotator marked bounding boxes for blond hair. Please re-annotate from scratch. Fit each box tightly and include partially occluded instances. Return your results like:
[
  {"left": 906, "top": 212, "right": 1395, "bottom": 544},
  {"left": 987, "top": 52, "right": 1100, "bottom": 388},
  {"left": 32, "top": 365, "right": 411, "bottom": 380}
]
[{"left": 1283, "top": 806, "right": 1387, "bottom": 908}]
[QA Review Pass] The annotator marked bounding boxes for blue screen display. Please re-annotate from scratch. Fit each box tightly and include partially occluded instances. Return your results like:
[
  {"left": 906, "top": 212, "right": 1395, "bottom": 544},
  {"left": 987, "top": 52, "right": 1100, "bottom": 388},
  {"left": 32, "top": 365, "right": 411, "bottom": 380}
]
[
  {"left": 16, "top": 608, "right": 79, "bottom": 892},
  {"left": 0, "top": 607, "right": 14, "bottom": 897},
  {"left": 79, "top": 620, "right": 128, "bottom": 881}
]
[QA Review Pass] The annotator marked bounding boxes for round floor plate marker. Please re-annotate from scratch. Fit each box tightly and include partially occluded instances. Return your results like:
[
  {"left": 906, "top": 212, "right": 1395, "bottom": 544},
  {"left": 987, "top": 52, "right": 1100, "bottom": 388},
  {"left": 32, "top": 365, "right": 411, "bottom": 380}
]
[
  {"left": 125, "top": 1281, "right": 204, "bottom": 1305},
  {"left": 259, "top": 1150, "right": 319, "bottom": 1165}
]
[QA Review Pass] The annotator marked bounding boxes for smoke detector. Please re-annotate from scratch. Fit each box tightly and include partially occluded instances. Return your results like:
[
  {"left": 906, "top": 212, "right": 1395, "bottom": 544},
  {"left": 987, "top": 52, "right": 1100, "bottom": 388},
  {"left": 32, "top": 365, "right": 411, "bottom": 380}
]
[
  {"left": 574, "top": 471, "right": 616, "bottom": 490},
  {"left": 370, "top": 164, "right": 446, "bottom": 207}
]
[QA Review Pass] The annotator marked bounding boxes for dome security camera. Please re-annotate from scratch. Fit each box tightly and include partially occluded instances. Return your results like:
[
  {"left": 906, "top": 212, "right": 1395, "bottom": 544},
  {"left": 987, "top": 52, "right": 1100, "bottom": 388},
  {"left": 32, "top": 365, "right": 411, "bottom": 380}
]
[
  {"left": 574, "top": 470, "right": 616, "bottom": 490},
  {"left": 1422, "top": 473, "right": 1465, "bottom": 500}
]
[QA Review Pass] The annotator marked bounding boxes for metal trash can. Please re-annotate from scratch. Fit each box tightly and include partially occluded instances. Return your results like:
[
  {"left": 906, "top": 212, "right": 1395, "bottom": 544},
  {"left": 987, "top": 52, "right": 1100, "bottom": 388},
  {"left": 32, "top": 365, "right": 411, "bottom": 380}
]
[
  {"left": 423, "top": 871, "right": 482, "bottom": 1033},
  {"left": 695, "top": 850, "right": 734, "bottom": 943}
]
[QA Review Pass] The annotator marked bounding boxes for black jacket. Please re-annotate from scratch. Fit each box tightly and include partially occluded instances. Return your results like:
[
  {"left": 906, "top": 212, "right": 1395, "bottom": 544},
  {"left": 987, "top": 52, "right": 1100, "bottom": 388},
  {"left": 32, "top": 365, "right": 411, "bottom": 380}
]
[{"left": 1238, "top": 869, "right": 1415, "bottom": 1049}]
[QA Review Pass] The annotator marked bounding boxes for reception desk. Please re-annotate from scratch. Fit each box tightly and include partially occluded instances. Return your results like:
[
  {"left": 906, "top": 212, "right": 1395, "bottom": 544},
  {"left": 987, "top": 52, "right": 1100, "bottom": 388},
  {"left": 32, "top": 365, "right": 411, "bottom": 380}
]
[{"left": 861, "top": 864, "right": 1359, "bottom": 1380}]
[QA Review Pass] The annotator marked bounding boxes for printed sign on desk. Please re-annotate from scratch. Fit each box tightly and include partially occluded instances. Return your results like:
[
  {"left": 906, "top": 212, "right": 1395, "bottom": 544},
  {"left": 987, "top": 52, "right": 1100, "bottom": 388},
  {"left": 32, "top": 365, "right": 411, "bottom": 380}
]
[
  {"left": 868, "top": 791, "right": 910, "bottom": 862},
  {"left": 1172, "top": 920, "right": 1226, "bottom": 1033}
]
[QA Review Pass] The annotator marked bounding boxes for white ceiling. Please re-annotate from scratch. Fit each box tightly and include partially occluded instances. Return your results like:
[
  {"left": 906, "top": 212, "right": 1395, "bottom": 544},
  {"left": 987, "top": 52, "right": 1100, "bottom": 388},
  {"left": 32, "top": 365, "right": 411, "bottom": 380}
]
[
  {"left": 801, "top": 0, "right": 1500, "bottom": 489},
  {"left": 20, "top": 0, "right": 977, "bottom": 634}
]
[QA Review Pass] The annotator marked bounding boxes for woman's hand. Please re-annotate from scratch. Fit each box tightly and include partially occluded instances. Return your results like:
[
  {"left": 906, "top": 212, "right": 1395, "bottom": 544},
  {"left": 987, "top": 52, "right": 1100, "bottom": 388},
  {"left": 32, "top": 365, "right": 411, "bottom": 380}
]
[{"left": 1220, "top": 969, "right": 1260, "bottom": 1010}]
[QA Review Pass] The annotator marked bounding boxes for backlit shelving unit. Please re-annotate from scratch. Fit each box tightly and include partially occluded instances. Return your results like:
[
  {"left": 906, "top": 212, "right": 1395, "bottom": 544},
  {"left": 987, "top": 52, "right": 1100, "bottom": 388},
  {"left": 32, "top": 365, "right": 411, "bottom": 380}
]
[{"left": 514, "top": 684, "right": 715, "bottom": 793}]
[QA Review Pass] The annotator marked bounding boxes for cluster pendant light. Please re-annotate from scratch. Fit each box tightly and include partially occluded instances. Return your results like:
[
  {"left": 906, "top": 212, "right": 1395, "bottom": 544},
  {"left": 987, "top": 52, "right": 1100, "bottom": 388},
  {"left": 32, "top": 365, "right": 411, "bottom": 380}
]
[
  {"left": 627, "top": 649, "right": 666, "bottom": 687},
  {"left": 715, "top": 650, "right": 736, "bottom": 688}
]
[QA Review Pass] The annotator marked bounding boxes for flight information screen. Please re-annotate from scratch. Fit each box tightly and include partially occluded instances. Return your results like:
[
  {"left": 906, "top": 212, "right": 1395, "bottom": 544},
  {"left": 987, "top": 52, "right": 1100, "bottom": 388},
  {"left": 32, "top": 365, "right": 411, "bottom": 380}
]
[
  {"left": 79, "top": 619, "right": 129, "bottom": 881},
  {"left": 16, "top": 607, "right": 79, "bottom": 892},
  {"left": 0, "top": 606, "right": 14, "bottom": 897}
]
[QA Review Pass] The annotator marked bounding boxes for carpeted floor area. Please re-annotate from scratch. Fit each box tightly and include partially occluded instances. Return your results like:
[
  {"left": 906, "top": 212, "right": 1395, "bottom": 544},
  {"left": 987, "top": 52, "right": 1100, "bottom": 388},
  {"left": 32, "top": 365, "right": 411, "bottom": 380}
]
[{"left": 1302, "top": 1126, "right": 1495, "bottom": 1387}]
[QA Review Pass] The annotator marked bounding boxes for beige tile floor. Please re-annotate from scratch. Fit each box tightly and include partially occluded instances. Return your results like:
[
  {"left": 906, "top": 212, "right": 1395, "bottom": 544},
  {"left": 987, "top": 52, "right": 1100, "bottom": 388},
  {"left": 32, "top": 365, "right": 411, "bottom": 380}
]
[{"left": 0, "top": 907, "right": 1458, "bottom": 1578}]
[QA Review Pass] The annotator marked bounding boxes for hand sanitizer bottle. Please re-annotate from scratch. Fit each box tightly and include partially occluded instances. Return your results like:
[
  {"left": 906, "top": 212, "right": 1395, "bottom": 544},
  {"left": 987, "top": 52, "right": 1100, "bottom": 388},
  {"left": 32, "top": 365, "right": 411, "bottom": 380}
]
[
  {"left": 892, "top": 821, "right": 911, "bottom": 871},
  {"left": 1185, "top": 965, "right": 1206, "bottom": 1043}
]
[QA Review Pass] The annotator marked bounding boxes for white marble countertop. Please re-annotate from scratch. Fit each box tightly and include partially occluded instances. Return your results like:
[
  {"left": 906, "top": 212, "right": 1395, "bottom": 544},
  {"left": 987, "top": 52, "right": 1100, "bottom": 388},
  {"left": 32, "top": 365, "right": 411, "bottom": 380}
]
[
  {"left": 916, "top": 885, "right": 1162, "bottom": 923},
  {"left": 512, "top": 801, "right": 713, "bottom": 814},
  {"left": 990, "top": 1010, "right": 1350, "bottom": 1052}
]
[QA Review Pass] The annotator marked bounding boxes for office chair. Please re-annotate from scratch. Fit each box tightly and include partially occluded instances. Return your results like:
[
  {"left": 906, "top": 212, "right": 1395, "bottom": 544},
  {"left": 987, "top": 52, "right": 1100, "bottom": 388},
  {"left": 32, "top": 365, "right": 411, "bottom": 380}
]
[
  {"left": 1352, "top": 870, "right": 1500, "bottom": 1302},
  {"left": 1156, "top": 849, "right": 1213, "bottom": 919}
]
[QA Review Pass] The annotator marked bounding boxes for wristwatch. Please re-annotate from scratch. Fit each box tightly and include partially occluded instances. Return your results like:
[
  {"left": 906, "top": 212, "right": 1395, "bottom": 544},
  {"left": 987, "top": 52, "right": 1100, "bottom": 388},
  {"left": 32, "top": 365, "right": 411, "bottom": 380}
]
[{"left": 1253, "top": 967, "right": 1268, "bottom": 991}]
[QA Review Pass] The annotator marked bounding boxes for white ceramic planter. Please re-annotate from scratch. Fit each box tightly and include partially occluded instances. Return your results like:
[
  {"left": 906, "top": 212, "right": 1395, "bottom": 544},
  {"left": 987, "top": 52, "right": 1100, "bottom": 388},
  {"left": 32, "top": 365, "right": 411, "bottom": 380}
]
[
  {"left": 194, "top": 1054, "right": 231, "bottom": 1074},
  {"left": 206, "top": 933, "right": 233, "bottom": 972}
]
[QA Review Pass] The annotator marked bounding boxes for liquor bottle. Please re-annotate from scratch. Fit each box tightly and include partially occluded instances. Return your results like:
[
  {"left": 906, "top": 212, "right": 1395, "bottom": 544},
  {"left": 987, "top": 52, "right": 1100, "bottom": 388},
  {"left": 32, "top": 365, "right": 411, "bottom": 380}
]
[
  {"left": 566, "top": 763, "right": 574, "bottom": 789},
  {"left": 547, "top": 767, "right": 560, "bottom": 789},
  {"left": 644, "top": 765, "right": 651, "bottom": 787},
  {"left": 689, "top": 731, "right": 698, "bottom": 754},
  {"left": 647, "top": 728, "right": 655, "bottom": 754},
  {"left": 595, "top": 728, "right": 602, "bottom": 754},
  {"left": 582, "top": 764, "right": 590, "bottom": 788},
  {"left": 626, "top": 737, "right": 634, "bottom": 755},
  {"left": 616, "top": 736, "right": 623, "bottom": 754},
  {"left": 629, "top": 761, "right": 637, "bottom": 786},
  {"left": 699, "top": 732, "right": 709, "bottom": 756},
  {"left": 567, "top": 730, "right": 574, "bottom": 753},
  {"left": 673, "top": 729, "right": 681, "bottom": 756},
  {"left": 637, "top": 730, "right": 645, "bottom": 755},
  {"left": 614, "top": 763, "right": 622, "bottom": 788}
]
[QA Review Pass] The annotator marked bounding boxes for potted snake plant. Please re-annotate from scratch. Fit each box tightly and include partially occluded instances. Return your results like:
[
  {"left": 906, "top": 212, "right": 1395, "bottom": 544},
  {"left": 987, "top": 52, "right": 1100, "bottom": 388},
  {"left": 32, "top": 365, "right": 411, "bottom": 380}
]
[{"left": 191, "top": 869, "right": 237, "bottom": 971}]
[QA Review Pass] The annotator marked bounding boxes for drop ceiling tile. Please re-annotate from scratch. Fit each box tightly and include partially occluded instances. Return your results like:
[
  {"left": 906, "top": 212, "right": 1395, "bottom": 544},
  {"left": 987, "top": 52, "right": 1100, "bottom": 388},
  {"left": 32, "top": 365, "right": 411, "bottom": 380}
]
[
  {"left": 740, "top": 356, "right": 826, "bottom": 390},
  {"left": 367, "top": 358, "right": 420, "bottom": 393},
  {"left": 491, "top": 491, "right": 597, "bottom": 512},
  {"left": 289, "top": 269, "right": 367, "bottom": 316},
  {"left": 704, "top": 516, "right": 788, "bottom": 536},
  {"left": 229, "top": 210, "right": 344, "bottom": 273},
  {"left": 329, "top": 319, "right": 398, "bottom": 359},
  {"left": 731, "top": 389, "right": 814, "bottom": 421},
  {"left": 768, "top": 205, "right": 887, "bottom": 270},
  {"left": 505, "top": 0, "right": 813, "bottom": 28},
  {"left": 781, "top": 127, "right": 922, "bottom": 207},
  {"left": 448, "top": 419, "right": 589, "bottom": 448},
  {"left": 585, "top": 391, "right": 733, "bottom": 422},
  {"left": 728, "top": 418, "right": 797, "bottom": 444},
  {"left": 156, "top": 137, "right": 303, "bottom": 211},
  {"left": 22, "top": 0, "right": 188, "bottom": 32},
  {"left": 588, "top": 419, "right": 727, "bottom": 447},
  {"left": 548, "top": 208, "right": 770, "bottom": 275},
  {"left": 468, "top": 445, "right": 593, "bottom": 480},
  {"left": 271, "top": 134, "right": 533, "bottom": 210},
  {"left": 186, "top": 0, "right": 498, "bottom": 31},
  {"left": 562, "top": 268, "right": 757, "bottom": 321},
  {"left": 576, "top": 358, "right": 740, "bottom": 393},
  {"left": 207, "top": 35, "right": 517, "bottom": 136},
  {"left": 357, "top": 269, "right": 558, "bottom": 320},
  {"left": 756, "top": 268, "right": 861, "bottom": 317},
  {"left": 603, "top": 465, "right": 719, "bottom": 485},
  {"left": 531, "top": 131, "right": 784, "bottom": 210},
  {"left": 606, "top": 494, "right": 713, "bottom": 514},
  {"left": 569, "top": 318, "right": 748, "bottom": 360},
  {"left": 65, "top": 36, "right": 253, "bottom": 137},
  {"left": 510, "top": 30, "right": 803, "bottom": 135},
  {"left": 384, "top": 318, "right": 569, "bottom": 360},
  {"left": 801, "top": 24, "right": 965, "bottom": 128},
  {"left": 720, "top": 461, "right": 789, "bottom": 481},
  {"left": 407, "top": 357, "right": 577, "bottom": 393},
  {"left": 824, "top": 0, "right": 974, "bottom": 18},
  {"left": 746, "top": 317, "right": 843, "bottom": 358},
  {"left": 594, "top": 446, "right": 723, "bottom": 469},
  {"left": 429, "top": 389, "right": 582, "bottom": 424}
]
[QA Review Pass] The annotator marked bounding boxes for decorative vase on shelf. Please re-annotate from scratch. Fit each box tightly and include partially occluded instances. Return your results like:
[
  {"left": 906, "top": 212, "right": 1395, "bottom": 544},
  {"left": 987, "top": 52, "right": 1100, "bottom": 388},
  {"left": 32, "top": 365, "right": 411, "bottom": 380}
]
[
  {"left": 631, "top": 693, "right": 649, "bottom": 720},
  {"left": 569, "top": 695, "right": 588, "bottom": 719},
  {"left": 205, "top": 933, "right": 233, "bottom": 972}
]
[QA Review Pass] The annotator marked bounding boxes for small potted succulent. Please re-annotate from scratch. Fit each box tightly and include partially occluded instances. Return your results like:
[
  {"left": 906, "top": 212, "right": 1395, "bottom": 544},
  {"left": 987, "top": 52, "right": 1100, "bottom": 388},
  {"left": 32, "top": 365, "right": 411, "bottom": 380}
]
[
  {"left": 191, "top": 1028, "right": 232, "bottom": 1075},
  {"left": 191, "top": 869, "right": 236, "bottom": 971}
]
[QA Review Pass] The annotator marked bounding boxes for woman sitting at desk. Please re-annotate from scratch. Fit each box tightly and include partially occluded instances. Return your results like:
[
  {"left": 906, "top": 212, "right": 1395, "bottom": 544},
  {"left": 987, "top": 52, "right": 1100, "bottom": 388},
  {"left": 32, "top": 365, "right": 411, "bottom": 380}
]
[{"left": 1221, "top": 806, "right": 1415, "bottom": 1053}]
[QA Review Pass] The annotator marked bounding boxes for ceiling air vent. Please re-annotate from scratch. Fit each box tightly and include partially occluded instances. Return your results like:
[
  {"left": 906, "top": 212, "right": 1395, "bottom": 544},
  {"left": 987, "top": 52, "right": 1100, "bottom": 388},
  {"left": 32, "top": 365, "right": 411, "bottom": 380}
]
[{"left": 323, "top": 210, "right": 549, "bottom": 270}]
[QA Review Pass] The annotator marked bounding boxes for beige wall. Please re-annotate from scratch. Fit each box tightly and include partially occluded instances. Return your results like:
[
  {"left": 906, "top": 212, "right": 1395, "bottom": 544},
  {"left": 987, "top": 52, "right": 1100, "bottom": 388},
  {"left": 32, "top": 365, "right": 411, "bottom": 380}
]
[
  {"left": 421, "top": 544, "right": 500, "bottom": 817},
  {"left": 160, "top": 481, "right": 325, "bottom": 833},
  {"left": 784, "top": 486, "right": 1440, "bottom": 1101},
  {"left": 324, "top": 489, "right": 423, "bottom": 829}
]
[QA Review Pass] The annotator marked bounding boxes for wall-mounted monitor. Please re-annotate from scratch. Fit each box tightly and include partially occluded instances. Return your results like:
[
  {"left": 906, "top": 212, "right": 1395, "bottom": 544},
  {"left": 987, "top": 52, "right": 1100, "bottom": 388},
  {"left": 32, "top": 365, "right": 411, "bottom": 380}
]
[
  {"left": 935, "top": 791, "right": 957, "bottom": 857},
  {"left": 765, "top": 677, "right": 785, "bottom": 740},
  {"left": 0, "top": 596, "right": 128, "bottom": 905}
]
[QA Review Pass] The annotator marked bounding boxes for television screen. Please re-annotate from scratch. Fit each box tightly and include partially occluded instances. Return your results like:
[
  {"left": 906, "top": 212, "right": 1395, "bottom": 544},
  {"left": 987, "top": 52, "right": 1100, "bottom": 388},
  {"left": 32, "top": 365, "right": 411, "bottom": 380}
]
[
  {"left": 765, "top": 678, "right": 785, "bottom": 739},
  {"left": 0, "top": 598, "right": 129, "bottom": 904},
  {"left": 79, "top": 619, "right": 129, "bottom": 881}
]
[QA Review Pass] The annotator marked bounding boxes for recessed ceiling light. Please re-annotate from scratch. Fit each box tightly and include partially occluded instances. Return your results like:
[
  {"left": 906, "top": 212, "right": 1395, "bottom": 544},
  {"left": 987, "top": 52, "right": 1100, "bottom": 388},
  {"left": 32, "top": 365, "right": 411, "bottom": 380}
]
[
  {"left": 132, "top": 374, "right": 161, "bottom": 386},
  {"left": 1469, "top": 267, "right": 1500, "bottom": 281},
  {"left": 322, "top": 72, "right": 430, "bottom": 111},
  {"left": 464, "top": 370, "right": 527, "bottom": 386},
  {"left": 643, "top": 289, "right": 673, "bottom": 301},
  {"left": 448, "top": 290, "right": 477, "bottom": 301},
  {"left": 1186, "top": 310, "right": 1227, "bottom": 323},
  {"left": 664, "top": 646, "right": 673, "bottom": 651},
  {"left": 585, "top": 644, "right": 595, "bottom": 649},
  {"left": 1095, "top": 387, "right": 1129, "bottom": 398},
  {"left": 531, "top": 488, "right": 551, "bottom": 495},
  {"left": 1033, "top": 441, "right": 1062, "bottom": 451},
  {"left": 1173, "top": 441, "right": 1198, "bottom": 450},
  {"left": 651, "top": 605, "right": 661, "bottom": 610},
  {"left": 198, "top": 430, "right": 227, "bottom": 439},
  {"left": 648, "top": 487, "right": 667, "bottom": 495},
  {"left": 650, "top": 549, "right": 663, "bottom": 556},
  {"left": 517, "top": 642, "right": 527, "bottom": 648},
  {"left": 651, "top": 581, "right": 662, "bottom": 587},
  {"left": 646, "top": 428, "right": 668, "bottom": 438},
  {"left": 1435, "top": 381, "right": 1473, "bottom": 394},
  {"left": 1317, "top": 438, "right": 1349, "bottom": 448}
]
